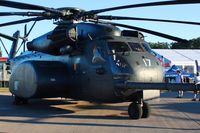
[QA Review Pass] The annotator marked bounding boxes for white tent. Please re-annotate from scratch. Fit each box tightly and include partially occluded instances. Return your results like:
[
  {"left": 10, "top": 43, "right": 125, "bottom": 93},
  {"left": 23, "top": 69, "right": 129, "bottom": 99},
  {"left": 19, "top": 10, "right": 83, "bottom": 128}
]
[{"left": 153, "top": 49, "right": 200, "bottom": 74}]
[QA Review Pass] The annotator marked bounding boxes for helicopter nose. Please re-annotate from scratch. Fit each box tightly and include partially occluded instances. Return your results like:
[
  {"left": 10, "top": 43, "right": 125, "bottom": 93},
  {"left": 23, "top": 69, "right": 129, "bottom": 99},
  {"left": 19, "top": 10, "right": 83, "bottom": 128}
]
[
  {"left": 112, "top": 53, "right": 164, "bottom": 83},
  {"left": 128, "top": 54, "right": 164, "bottom": 82}
]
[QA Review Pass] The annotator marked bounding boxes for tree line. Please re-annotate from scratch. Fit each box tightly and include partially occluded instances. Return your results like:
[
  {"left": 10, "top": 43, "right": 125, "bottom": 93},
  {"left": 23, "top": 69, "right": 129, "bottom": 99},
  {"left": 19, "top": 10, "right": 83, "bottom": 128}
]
[{"left": 149, "top": 37, "right": 200, "bottom": 49}]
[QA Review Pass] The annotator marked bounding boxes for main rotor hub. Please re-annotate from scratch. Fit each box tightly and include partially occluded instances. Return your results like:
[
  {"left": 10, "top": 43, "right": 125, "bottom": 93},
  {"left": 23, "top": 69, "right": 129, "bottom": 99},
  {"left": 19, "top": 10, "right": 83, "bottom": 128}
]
[
  {"left": 57, "top": 7, "right": 85, "bottom": 14},
  {"left": 56, "top": 7, "right": 86, "bottom": 20}
]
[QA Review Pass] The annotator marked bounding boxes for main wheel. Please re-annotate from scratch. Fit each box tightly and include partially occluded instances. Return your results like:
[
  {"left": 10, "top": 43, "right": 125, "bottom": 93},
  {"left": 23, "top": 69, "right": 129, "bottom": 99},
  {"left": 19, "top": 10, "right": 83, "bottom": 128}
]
[
  {"left": 128, "top": 102, "right": 143, "bottom": 119},
  {"left": 142, "top": 102, "right": 151, "bottom": 118}
]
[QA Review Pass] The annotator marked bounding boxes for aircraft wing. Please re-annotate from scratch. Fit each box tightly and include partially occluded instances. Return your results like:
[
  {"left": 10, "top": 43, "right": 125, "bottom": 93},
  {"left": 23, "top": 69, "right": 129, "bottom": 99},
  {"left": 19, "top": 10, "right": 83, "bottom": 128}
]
[{"left": 115, "top": 82, "right": 199, "bottom": 91}]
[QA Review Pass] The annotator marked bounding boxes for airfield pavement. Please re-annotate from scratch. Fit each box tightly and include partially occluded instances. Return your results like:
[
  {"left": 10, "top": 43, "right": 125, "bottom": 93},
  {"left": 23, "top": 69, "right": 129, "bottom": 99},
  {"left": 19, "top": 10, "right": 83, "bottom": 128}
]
[{"left": 0, "top": 91, "right": 200, "bottom": 133}]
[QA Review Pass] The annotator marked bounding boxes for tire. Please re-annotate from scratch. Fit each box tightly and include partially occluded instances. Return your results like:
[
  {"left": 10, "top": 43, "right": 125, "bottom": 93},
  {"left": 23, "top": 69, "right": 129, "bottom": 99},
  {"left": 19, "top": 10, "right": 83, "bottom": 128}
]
[
  {"left": 128, "top": 102, "right": 143, "bottom": 119},
  {"left": 13, "top": 96, "right": 28, "bottom": 105},
  {"left": 142, "top": 102, "right": 151, "bottom": 118}
]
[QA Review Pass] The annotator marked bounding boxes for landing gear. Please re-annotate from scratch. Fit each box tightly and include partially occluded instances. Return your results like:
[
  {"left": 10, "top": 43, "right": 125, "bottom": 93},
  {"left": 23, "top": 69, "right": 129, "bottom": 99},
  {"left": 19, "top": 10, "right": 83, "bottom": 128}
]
[
  {"left": 142, "top": 102, "right": 151, "bottom": 118},
  {"left": 128, "top": 102, "right": 142, "bottom": 119},
  {"left": 128, "top": 100, "right": 150, "bottom": 119},
  {"left": 13, "top": 96, "right": 28, "bottom": 105}
]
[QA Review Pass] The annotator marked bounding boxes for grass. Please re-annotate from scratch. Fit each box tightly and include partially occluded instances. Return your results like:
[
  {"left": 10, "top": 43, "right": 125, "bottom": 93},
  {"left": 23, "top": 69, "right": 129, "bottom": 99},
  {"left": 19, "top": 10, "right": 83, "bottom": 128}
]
[{"left": 0, "top": 87, "right": 10, "bottom": 93}]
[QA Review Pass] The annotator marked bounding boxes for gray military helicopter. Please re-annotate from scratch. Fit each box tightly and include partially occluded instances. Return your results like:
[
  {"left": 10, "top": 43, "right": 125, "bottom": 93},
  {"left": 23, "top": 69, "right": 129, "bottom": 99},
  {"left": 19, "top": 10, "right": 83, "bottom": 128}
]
[{"left": 0, "top": 0, "right": 199, "bottom": 119}]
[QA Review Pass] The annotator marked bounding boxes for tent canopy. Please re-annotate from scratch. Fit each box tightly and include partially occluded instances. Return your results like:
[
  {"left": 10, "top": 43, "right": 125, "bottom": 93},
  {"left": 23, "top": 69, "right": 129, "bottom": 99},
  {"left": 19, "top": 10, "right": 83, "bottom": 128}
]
[{"left": 165, "top": 65, "right": 191, "bottom": 77}]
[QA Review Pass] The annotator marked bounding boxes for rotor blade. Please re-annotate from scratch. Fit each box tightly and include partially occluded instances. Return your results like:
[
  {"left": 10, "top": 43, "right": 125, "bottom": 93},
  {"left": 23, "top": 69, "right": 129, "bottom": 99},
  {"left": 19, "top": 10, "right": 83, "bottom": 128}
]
[
  {"left": 17, "top": 21, "right": 37, "bottom": 54},
  {"left": 97, "top": 15, "right": 200, "bottom": 26},
  {"left": 24, "top": 24, "right": 27, "bottom": 36},
  {"left": 16, "top": 41, "right": 24, "bottom": 54},
  {"left": 26, "top": 21, "right": 37, "bottom": 37},
  {"left": 113, "top": 23, "right": 188, "bottom": 42},
  {"left": 0, "top": 11, "right": 52, "bottom": 17},
  {"left": 0, "top": 0, "right": 62, "bottom": 14},
  {"left": 0, "top": 32, "right": 16, "bottom": 41},
  {"left": 23, "top": 21, "right": 37, "bottom": 52},
  {"left": 0, "top": 17, "right": 46, "bottom": 27},
  {"left": 0, "top": 12, "right": 24, "bottom": 16},
  {"left": 0, "top": 38, "right": 9, "bottom": 55},
  {"left": 93, "top": 20, "right": 188, "bottom": 42},
  {"left": 23, "top": 24, "right": 27, "bottom": 52},
  {"left": 89, "top": 0, "right": 200, "bottom": 14},
  {"left": 0, "top": 12, "right": 41, "bottom": 16}
]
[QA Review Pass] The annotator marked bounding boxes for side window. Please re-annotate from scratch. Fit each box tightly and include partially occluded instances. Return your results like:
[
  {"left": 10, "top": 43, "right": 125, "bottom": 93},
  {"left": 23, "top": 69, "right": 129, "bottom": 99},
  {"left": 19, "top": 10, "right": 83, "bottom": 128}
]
[
  {"left": 92, "top": 44, "right": 106, "bottom": 64},
  {"left": 142, "top": 43, "right": 151, "bottom": 52}
]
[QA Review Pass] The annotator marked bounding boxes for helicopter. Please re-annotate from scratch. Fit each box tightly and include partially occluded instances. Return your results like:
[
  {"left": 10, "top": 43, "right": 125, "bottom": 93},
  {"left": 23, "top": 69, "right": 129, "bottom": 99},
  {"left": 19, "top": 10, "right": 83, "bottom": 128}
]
[{"left": 0, "top": 0, "right": 199, "bottom": 120}]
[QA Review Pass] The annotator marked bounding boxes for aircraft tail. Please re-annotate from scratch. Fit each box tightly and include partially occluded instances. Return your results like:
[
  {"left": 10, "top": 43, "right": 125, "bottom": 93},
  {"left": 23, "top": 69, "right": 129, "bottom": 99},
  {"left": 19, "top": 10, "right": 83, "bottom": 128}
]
[
  {"left": 0, "top": 31, "right": 20, "bottom": 60},
  {"left": 8, "top": 31, "right": 20, "bottom": 60}
]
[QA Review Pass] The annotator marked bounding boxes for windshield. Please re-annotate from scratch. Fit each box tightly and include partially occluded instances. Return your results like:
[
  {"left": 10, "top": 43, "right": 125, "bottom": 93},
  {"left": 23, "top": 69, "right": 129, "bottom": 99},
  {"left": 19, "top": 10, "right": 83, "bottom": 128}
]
[
  {"left": 128, "top": 42, "right": 145, "bottom": 52},
  {"left": 108, "top": 42, "right": 131, "bottom": 54},
  {"left": 107, "top": 41, "right": 144, "bottom": 54}
]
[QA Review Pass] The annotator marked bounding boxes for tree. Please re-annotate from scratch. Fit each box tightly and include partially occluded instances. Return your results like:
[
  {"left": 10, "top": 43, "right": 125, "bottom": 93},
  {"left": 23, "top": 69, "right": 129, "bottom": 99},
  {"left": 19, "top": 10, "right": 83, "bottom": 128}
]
[
  {"left": 148, "top": 37, "right": 200, "bottom": 49},
  {"left": 149, "top": 42, "right": 170, "bottom": 49},
  {"left": 171, "top": 37, "right": 200, "bottom": 49}
]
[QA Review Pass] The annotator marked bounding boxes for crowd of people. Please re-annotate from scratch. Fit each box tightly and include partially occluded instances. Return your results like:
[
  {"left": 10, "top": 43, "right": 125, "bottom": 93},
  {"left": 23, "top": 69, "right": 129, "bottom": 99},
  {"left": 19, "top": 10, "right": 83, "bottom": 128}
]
[
  {"left": 192, "top": 72, "right": 200, "bottom": 101},
  {"left": 175, "top": 70, "right": 200, "bottom": 101}
]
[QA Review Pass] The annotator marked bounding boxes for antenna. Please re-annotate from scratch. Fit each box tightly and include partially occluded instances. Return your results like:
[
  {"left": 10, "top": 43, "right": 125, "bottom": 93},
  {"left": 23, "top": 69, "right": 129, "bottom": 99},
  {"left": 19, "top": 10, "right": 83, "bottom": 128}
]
[{"left": 16, "top": 21, "right": 37, "bottom": 54}]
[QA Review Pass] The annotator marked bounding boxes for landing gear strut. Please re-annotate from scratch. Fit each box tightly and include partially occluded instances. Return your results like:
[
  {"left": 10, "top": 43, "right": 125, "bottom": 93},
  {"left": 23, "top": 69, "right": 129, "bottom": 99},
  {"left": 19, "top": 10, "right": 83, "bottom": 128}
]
[
  {"left": 142, "top": 102, "right": 151, "bottom": 118},
  {"left": 128, "top": 100, "right": 150, "bottom": 119}
]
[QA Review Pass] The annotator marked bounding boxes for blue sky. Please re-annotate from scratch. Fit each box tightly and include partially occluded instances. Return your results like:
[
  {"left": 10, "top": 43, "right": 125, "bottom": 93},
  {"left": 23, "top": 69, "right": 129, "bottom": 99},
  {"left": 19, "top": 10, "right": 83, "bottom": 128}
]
[{"left": 0, "top": 0, "right": 200, "bottom": 57}]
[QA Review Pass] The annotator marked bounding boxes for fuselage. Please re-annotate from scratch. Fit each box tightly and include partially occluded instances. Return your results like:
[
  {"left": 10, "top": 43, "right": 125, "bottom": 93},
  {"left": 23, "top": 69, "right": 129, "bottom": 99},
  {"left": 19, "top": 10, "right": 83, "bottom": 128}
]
[{"left": 8, "top": 22, "right": 165, "bottom": 103}]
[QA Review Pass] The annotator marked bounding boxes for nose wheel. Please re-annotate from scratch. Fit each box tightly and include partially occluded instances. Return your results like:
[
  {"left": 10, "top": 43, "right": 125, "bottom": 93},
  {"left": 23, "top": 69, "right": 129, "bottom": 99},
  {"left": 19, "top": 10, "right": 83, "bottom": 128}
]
[
  {"left": 13, "top": 96, "right": 28, "bottom": 105},
  {"left": 128, "top": 100, "right": 150, "bottom": 119}
]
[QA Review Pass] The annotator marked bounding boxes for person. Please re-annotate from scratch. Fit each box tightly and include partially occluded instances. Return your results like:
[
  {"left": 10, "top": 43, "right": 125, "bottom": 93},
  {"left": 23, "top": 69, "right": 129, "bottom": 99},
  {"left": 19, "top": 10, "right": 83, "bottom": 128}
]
[
  {"left": 176, "top": 70, "right": 184, "bottom": 98},
  {"left": 192, "top": 72, "right": 200, "bottom": 101}
]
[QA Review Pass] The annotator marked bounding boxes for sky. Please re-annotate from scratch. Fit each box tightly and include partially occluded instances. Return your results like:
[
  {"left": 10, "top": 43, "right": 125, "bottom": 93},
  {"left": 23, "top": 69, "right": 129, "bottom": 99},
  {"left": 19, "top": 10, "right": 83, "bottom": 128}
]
[{"left": 0, "top": 0, "right": 200, "bottom": 57}]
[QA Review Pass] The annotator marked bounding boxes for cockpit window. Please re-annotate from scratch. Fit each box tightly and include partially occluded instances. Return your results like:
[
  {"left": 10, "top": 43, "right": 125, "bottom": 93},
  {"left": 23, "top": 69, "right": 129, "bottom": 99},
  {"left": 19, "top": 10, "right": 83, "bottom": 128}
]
[
  {"left": 142, "top": 43, "right": 151, "bottom": 52},
  {"left": 108, "top": 42, "right": 131, "bottom": 54},
  {"left": 128, "top": 42, "right": 145, "bottom": 52}
]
